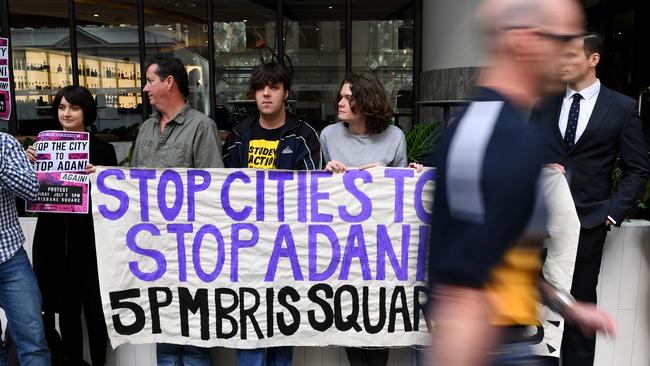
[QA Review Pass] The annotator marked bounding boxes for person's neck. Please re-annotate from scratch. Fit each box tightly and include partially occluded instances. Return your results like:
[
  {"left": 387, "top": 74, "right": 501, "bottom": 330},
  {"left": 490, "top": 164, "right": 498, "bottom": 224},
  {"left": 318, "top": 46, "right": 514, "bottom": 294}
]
[
  {"left": 158, "top": 98, "right": 187, "bottom": 127},
  {"left": 63, "top": 126, "right": 85, "bottom": 132},
  {"left": 259, "top": 109, "right": 287, "bottom": 130},
  {"left": 478, "top": 65, "right": 538, "bottom": 109},
  {"left": 347, "top": 118, "right": 367, "bottom": 135},
  {"left": 569, "top": 73, "right": 597, "bottom": 93}
]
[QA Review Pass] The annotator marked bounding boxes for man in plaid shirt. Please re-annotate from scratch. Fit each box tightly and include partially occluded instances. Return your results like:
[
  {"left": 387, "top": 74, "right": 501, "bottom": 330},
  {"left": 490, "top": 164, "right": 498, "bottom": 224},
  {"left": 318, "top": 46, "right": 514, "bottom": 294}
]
[{"left": 0, "top": 132, "right": 50, "bottom": 365}]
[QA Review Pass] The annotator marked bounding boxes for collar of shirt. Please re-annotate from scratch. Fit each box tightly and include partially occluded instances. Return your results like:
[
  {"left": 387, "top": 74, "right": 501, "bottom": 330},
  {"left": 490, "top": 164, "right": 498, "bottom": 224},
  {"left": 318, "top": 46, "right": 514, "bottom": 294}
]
[
  {"left": 565, "top": 79, "right": 601, "bottom": 102},
  {"left": 152, "top": 102, "right": 192, "bottom": 126}
]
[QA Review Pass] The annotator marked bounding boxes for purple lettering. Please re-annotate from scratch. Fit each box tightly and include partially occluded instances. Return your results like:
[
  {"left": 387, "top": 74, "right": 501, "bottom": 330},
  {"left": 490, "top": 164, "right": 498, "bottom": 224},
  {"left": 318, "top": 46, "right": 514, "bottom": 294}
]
[
  {"left": 416, "top": 225, "right": 430, "bottom": 281},
  {"left": 256, "top": 170, "right": 265, "bottom": 221},
  {"left": 310, "top": 171, "right": 333, "bottom": 222},
  {"left": 230, "top": 223, "right": 259, "bottom": 282},
  {"left": 339, "top": 225, "right": 371, "bottom": 280},
  {"left": 126, "top": 223, "right": 166, "bottom": 281},
  {"left": 130, "top": 169, "right": 156, "bottom": 222},
  {"left": 376, "top": 224, "right": 409, "bottom": 281},
  {"left": 265, "top": 224, "right": 304, "bottom": 281},
  {"left": 269, "top": 171, "right": 294, "bottom": 222},
  {"left": 308, "top": 225, "right": 340, "bottom": 281},
  {"left": 338, "top": 170, "right": 373, "bottom": 222},
  {"left": 97, "top": 169, "right": 129, "bottom": 220},
  {"left": 187, "top": 170, "right": 211, "bottom": 222},
  {"left": 384, "top": 168, "right": 414, "bottom": 223},
  {"left": 297, "top": 171, "right": 307, "bottom": 223},
  {"left": 167, "top": 224, "right": 193, "bottom": 282},
  {"left": 221, "top": 171, "right": 252, "bottom": 221},
  {"left": 415, "top": 169, "right": 436, "bottom": 224},
  {"left": 158, "top": 170, "right": 184, "bottom": 221},
  {"left": 193, "top": 224, "right": 225, "bottom": 282}
]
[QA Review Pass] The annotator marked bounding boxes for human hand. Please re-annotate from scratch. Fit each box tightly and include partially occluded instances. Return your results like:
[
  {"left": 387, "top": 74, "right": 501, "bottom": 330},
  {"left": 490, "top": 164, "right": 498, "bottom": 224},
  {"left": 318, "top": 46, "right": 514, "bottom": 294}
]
[
  {"left": 564, "top": 301, "right": 617, "bottom": 337},
  {"left": 325, "top": 160, "right": 348, "bottom": 173},
  {"left": 409, "top": 162, "right": 424, "bottom": 172},
  {"left": 25, "top": 146, "right": 37, "bottom": 163},
  {"left": 85, "top": 164, "right": 96, "bottom": 174},
  {"left": 545, "top": 163, "right": 565, "bottom": 174}
]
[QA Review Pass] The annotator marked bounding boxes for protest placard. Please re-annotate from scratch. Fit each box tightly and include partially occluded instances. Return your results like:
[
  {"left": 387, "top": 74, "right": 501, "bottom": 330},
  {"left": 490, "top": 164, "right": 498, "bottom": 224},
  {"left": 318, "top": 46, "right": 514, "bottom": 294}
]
[
  {"left": 27, "top": 130, "right": 90, "bottom": 213},
  {"left": 0, "top": 37, "right": 11, "bottom": 120},
  {"left": 91, "top": 166, "right": 435, "bottom": 348}
]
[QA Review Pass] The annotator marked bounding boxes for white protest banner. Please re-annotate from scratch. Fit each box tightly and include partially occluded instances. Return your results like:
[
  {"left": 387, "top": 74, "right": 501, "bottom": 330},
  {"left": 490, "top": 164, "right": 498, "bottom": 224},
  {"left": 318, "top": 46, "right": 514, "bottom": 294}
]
[
  {"left": 532, "top": 168, "right": 580, "bottom": 357},
  {"left": 91, "top": 166, "right": 435, "bottom": 348},
  {"left": 27, "top": 130, "right": 90, "bottom": 214}
]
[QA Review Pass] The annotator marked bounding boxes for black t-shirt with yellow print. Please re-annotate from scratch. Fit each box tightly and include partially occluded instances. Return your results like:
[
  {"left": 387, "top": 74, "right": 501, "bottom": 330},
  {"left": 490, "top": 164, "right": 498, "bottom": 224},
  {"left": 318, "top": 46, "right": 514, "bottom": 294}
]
[{"left": 247, "top": 122, "right": 283, "bottom": 169}]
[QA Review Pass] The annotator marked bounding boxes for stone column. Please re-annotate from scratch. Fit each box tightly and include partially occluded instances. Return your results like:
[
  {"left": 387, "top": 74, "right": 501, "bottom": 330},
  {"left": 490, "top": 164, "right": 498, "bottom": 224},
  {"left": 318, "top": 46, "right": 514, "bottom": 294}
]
[{"left": 420, "top": 0, "right": 484, "bottom": 123}]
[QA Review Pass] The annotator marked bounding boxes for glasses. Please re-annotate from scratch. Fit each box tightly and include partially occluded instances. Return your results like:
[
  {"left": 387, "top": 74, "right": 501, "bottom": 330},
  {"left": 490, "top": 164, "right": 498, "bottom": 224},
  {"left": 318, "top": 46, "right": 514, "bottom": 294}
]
[
  {"left": 537, "top": 31, "right": 583, "bottom": 43},
  {"left": 504, "top": 26, "right": 584, "bottom": 43}
]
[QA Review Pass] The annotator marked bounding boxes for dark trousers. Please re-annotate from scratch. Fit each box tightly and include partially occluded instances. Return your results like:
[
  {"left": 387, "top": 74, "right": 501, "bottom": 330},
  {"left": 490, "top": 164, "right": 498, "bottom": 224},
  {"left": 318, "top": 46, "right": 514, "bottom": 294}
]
[
  {"left": 45, "top": 250, "right": 108, "bottom": 366},
  {"left": 345, "top": 347, "right": 389, "bottom": 366},
  {"left": 561, "top": 224, "right": 608, "bottom": 366}
]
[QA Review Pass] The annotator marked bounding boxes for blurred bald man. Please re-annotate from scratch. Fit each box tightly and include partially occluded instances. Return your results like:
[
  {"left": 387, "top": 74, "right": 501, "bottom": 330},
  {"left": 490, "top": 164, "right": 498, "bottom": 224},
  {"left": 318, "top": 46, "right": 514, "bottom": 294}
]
[{"left": 426, "top": 1, "right": 614, "bottom": 366}]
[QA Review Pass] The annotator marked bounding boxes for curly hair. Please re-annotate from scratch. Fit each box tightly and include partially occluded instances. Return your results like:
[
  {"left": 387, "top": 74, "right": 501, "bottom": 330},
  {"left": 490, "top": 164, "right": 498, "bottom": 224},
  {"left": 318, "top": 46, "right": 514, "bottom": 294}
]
[{"left": 341, "top": 74, "right": 394, "bottom": 134}]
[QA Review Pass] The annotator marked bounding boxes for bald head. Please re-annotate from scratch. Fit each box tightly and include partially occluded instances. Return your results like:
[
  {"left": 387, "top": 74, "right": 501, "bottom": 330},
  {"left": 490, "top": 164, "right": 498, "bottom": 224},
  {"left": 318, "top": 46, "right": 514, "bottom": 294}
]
[
  {"left": 476, "top": 0, "right": 585, "bottom": 103},
  {"left": 478, "top": 0, "right": 584, "bottom": 42}
]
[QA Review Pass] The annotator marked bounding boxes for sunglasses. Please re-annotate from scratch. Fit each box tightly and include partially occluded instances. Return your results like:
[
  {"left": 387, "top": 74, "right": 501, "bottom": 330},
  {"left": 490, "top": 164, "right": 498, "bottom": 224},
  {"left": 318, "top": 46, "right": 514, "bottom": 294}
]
[{"left": 504, "top": 26, "right": 584, "bottom": 43}]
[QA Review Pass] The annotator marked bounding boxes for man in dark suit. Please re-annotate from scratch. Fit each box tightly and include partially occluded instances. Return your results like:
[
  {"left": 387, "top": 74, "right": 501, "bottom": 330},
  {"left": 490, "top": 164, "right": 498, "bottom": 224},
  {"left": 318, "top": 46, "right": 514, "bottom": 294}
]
[{"left": 532, "top": 33, "right": 650, "bottom": 366}]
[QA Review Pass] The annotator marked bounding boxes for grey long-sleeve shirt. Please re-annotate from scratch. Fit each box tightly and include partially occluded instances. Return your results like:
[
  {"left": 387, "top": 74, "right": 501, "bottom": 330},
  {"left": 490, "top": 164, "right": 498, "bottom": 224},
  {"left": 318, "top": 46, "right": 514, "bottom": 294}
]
[{"left": 319, "top": 122, "right": 407, "bottom": 168}]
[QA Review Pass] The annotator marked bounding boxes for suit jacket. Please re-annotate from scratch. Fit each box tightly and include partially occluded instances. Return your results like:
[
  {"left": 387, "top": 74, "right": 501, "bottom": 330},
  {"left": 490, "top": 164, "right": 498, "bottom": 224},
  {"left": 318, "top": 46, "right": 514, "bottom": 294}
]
[{"left": 532, "top": 85, "right": 650, "bottom": 229}]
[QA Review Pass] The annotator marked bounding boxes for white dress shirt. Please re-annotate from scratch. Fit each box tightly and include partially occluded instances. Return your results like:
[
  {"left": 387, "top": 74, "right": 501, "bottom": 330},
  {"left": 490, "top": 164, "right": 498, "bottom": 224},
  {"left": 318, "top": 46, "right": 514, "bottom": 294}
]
[
  {"left": 558, "top": 79, "right": 601, "bottom": 142},
  {"left": 557, "top": 79, "right": 615, "bottom": 225}
]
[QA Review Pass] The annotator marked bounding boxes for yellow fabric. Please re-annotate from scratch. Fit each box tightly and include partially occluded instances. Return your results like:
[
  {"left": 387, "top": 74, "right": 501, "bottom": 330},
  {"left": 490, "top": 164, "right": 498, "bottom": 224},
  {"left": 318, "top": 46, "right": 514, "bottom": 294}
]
[
  {"left": 485, "top": 247, "right": 542, "bottom": 326},
  {"left": 247, "top": 139, "right": 279, "bottom": 169}
]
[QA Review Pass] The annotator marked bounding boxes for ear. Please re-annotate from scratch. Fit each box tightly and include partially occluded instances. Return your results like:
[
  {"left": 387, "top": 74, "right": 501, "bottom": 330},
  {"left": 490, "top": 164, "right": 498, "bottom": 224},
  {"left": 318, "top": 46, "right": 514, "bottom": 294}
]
[
  {"left": 283, "top": 89, "right": 289, "bottom": 102},
  {"left": 589, "top": 53, "right": 601, "bottom": 68},
  {"left": 166, "top": 75, "right": 175, "bottom": 90}
]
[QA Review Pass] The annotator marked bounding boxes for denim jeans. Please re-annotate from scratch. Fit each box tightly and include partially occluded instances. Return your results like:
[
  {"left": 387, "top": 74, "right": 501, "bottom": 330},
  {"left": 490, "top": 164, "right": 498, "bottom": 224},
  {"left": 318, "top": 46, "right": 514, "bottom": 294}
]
[
  {"left": 237, "top": 347, "right": 293, "bottom": 366},
  {"left": 0, "top": 248, "right": 50, "bottom": 366},
  {"left": 491, "top": 341, "right": 538, "bottom": 366},
  {"left": 156, "top": 343, "right": 212, "bottom": 366}
]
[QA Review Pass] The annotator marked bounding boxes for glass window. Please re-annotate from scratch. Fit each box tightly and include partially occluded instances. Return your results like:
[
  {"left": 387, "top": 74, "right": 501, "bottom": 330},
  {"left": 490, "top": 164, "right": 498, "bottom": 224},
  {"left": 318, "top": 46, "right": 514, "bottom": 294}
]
[
  {"left": 8, "top": 0, "right": 70, "bottom": 136},
  {"left": 212, "top": 0, "right": 277, "bottom": 129},
  {"left": 74, "top": 0, "right": 142, "bottom": 140},
  {"left": 352, "top": 0, "right": 414, "bottom": 130},
  {"left": 144, "top": 0, "right": 211, "bottom": 117},
  {"left": 284, "top": 0, "right": 346, "bottom": 131}
]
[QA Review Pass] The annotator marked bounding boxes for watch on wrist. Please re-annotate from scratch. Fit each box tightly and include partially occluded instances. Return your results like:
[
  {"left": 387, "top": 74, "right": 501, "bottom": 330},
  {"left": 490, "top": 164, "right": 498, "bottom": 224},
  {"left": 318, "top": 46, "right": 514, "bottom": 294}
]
[{"left": 548, "top": 288, "right": 576, "bottom": 316}]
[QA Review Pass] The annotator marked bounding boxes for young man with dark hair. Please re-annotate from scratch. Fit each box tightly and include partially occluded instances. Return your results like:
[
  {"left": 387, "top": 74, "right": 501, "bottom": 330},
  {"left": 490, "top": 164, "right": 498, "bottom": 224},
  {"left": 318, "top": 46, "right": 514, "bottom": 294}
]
[
  {"left": 132, "top": 54, "right": 224, "bottom": 366},
  {"left": 223, "top": 62, "right": 320, "bottom": 171},
  {"left": 533, "top": 32, "right": 650, "bottom": 366},
  {"left": 223, "top": 62, "right": 321, "bottom": 366}
]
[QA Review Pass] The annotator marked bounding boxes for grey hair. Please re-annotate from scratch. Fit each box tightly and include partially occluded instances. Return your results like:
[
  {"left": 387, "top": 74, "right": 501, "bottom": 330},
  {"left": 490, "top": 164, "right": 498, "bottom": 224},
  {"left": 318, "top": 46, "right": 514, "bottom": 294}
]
[{"left": 477, "top": 0, "right": 551, "bottom": 35}]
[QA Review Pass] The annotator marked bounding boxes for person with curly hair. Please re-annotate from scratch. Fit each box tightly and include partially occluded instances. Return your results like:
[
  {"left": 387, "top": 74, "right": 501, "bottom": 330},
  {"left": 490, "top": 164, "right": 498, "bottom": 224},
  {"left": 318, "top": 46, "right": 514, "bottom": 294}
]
[
  {"left": 321, "top": 74, "right": 419, "bottom": 175},
  {"left": 320, "top": 73, "right": 419, "bottom": 366}
]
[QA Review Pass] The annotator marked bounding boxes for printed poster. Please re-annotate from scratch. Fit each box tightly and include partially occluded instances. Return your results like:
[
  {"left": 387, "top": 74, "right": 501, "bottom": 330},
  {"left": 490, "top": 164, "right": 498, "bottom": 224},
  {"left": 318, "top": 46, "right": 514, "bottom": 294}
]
[
  {"left": 27, "top": 130, "right": 90, "bottom": 213},
  {"left": 0, "top": 37, "right": 10, "bottom": 120}
]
